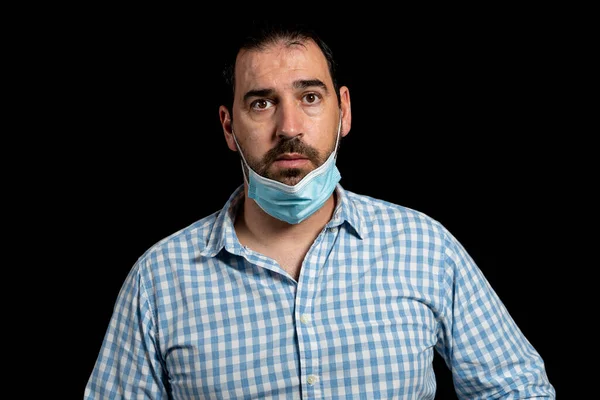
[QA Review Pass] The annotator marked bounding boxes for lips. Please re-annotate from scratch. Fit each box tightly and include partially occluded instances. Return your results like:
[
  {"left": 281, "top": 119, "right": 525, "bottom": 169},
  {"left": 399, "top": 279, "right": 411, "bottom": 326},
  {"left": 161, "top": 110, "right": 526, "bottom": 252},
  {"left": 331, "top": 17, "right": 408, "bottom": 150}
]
[
  {"left": 275, "top": 153, "right": 308, "bottom": 161},
  {"left": 273, "top": 153, "right": 310, "bottom": 168}
]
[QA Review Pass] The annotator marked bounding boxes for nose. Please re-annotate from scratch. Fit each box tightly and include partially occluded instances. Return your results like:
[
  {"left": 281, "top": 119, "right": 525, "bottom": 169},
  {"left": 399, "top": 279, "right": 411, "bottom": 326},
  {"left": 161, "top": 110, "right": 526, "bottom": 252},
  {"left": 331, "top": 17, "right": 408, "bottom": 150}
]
[{"left": 276, "top": 102, "right": 303, "bottom": 140}]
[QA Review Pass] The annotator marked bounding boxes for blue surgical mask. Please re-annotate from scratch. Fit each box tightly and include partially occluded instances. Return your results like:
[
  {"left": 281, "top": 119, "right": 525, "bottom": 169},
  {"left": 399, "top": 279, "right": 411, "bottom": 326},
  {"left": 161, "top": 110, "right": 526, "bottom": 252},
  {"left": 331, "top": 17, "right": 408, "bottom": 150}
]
[{"left": 232, "top": 113, "right": 342, "bottom": 224}]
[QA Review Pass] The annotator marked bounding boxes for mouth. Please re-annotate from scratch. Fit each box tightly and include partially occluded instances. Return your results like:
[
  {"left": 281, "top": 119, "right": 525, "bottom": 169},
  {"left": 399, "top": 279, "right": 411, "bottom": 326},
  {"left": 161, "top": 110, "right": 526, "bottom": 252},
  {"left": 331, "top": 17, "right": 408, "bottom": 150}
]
[
  {"left": 273, "top": 153, "right": 310, "bottom": 168},
  {"left": 276, "top": 153, "right": 308, "bottom": 161}
]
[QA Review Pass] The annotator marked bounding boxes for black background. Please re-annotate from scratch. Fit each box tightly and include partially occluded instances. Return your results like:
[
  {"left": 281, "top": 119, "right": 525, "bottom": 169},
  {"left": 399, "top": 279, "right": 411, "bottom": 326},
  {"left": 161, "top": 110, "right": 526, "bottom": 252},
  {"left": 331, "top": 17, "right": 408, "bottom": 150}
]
[{"left": 31, "top": 9, "right": 592, "bottom": 399}]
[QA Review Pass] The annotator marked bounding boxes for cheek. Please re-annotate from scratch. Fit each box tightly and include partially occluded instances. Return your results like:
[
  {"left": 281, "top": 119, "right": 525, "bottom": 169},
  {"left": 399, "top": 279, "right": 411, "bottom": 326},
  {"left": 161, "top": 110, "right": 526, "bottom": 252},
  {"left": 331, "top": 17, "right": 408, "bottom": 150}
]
[
  {"left": 312, "top": 121, "right": 338, "bottom": 149},
  {"left": 239, "top": 136, "right": 269, "bottom": 165}
]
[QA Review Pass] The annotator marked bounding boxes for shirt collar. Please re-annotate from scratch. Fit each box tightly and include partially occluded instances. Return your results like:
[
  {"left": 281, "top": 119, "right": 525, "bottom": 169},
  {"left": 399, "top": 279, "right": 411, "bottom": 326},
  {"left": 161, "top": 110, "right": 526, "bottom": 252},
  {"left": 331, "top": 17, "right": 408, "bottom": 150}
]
[
  {"left": 200, "top": 183, "right": 366, "bottom": 257},
  {"left": 199, "top": 185, "right": 244, "bottom": 257},
  {"left": 328, "top": 185, "right": 367, "bottom": 239}
]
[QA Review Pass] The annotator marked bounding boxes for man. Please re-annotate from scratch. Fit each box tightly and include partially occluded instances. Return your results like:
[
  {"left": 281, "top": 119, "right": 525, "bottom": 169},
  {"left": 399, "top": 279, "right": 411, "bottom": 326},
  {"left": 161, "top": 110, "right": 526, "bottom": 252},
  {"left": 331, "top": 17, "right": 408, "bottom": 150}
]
[{"left": 85, "top": 21, "right": 555, "bottom": 399}]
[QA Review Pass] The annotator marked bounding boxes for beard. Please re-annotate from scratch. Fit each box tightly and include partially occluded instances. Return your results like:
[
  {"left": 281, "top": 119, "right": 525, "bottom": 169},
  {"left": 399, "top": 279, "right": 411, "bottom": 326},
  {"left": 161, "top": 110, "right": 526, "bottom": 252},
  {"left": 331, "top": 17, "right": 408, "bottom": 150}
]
[{"left": 244, "top": 135, "right": 337, "bottom": 186}]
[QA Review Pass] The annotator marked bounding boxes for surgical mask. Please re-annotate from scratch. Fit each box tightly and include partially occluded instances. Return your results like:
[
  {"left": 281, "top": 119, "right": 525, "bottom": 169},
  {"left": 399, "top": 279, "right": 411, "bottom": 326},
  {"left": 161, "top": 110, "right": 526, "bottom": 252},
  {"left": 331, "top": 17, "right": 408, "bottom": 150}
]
[{"left": 232, "top": 113, "right": 342, "bottom": 224}]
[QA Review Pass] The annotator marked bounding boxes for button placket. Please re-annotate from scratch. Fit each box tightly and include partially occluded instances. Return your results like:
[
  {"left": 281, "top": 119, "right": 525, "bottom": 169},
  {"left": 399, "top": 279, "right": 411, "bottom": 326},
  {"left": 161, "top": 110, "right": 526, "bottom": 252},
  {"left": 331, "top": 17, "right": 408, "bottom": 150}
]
[{"left": 295, "top": 230, "right": 329, "bottom": 396}]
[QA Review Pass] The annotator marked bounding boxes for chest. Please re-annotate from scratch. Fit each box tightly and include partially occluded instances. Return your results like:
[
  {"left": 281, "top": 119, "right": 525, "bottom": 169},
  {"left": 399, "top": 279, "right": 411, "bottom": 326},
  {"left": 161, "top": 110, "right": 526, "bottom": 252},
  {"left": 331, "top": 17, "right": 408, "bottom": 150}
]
[{"left": 158, "top": 258, "right": 441, "bottom": 399}]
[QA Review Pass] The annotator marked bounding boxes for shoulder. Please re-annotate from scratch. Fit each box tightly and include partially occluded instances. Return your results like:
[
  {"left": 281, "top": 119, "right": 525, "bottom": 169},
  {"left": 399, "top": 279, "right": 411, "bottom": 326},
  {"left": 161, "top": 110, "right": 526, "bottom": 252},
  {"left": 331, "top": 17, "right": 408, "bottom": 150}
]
[
  {"left": 132, "top": 210, "right": 221, "bottom": 280},
  {"left": 344, "top": 189, "right": 480, "bottom": 288},
  {"left": 126, "top": 185, "right": 243, "bottom": 293},
  {"left": 344, "top": 189, "right": 449, "bottom": 240}
]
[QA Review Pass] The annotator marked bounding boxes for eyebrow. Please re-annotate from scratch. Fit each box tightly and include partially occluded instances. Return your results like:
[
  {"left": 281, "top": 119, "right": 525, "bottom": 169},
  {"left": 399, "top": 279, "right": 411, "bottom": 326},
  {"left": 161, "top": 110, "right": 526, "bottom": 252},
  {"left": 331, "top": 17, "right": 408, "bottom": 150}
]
[{"left": 242, "top": 79, "right": 329, "bottom": 103}]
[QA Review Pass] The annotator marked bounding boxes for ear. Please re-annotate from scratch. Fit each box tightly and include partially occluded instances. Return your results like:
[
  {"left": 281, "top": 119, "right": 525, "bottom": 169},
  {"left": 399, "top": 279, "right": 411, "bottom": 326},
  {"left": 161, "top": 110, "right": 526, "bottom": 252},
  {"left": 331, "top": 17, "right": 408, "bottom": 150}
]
[
  {"left": 219, "top": 105, "right": 238, "bottom": 152},
  {"left": 339, "top": 86, "right": 352, "bottom": 137}
]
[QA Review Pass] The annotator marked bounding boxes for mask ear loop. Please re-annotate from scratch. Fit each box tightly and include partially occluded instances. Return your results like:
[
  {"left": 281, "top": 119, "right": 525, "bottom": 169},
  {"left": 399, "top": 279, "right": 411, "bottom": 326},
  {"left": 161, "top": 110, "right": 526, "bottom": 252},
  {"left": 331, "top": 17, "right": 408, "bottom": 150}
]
[
  {"left": 230, "top": 126, "right": 252, "bottom": 184},
  {"left": 332, "top": 108, "right": 343, "bottom": 160}
]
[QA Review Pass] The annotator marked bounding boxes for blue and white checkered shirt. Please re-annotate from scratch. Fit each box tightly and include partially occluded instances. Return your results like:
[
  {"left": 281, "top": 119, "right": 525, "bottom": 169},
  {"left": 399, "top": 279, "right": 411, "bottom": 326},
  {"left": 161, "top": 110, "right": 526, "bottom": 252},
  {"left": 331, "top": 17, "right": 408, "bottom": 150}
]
[{"left": 85, "top": 184, "right": 555, "bottom": 399}]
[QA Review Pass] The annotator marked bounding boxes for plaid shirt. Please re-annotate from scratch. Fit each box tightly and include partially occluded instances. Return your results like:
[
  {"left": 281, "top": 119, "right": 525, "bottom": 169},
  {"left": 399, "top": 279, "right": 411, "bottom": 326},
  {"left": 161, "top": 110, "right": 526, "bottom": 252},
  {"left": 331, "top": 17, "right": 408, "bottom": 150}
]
[{"left": 85, "top": 184, "right": 555, "bottom": 399}]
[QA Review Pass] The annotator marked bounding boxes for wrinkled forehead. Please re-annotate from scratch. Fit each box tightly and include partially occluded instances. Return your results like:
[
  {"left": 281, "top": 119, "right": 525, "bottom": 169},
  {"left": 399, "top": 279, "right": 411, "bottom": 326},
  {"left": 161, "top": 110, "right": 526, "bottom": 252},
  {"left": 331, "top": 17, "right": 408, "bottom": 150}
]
[{"left": 234, "top": 39, "right": 332, "bottom": 94}]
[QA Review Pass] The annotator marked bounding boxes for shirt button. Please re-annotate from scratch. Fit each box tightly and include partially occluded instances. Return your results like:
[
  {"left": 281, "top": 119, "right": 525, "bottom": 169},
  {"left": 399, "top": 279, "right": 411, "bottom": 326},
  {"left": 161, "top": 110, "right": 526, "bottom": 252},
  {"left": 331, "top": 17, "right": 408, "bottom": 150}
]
[
  {"left": 307, "top": 375, "right": 319, "bottom": 385},
  {"left": 300, "top": 314, "right": 311, "bottom": 324}
]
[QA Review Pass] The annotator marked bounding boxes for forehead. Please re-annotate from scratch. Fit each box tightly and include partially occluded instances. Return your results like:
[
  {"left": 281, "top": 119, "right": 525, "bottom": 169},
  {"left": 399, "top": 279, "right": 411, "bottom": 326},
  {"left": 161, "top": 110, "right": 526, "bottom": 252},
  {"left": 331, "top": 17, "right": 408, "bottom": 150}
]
[{"left": 234, "top": 39, "right": 332, "bottom": 93}]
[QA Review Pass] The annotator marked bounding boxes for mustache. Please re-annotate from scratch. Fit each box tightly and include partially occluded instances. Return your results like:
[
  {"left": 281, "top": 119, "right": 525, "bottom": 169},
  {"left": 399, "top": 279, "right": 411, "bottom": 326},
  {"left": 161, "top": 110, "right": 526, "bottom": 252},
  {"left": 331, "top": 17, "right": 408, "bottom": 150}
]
[{"left": 262, "top": 137, "right": 321, "bottom": 166}]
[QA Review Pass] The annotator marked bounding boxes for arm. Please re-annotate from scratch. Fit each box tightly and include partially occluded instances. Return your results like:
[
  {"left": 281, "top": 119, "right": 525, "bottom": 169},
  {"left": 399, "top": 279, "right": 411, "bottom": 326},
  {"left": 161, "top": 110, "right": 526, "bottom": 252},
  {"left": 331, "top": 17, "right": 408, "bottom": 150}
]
[
  {"left": 84, "top": 262, "right": 169, "bottom": 399},
  {"left": 435, "top": 231, "right": 555, "bottom": 399}
]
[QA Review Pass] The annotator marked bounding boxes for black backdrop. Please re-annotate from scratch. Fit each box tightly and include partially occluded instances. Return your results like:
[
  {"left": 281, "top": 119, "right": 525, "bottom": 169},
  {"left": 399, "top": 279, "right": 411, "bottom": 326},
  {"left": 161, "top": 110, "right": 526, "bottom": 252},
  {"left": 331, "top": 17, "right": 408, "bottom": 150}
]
[{"left": 54, "top": 11, "right": 591, "bottom": 399}]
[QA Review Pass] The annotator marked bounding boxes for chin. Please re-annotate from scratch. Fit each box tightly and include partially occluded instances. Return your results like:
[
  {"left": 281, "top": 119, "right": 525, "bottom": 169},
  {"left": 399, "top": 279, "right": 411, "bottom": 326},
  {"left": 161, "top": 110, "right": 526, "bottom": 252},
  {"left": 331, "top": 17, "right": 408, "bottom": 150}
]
[
  {"left": 280, "top": 176, "right": 304, "bottom": 186},
  {"left": 270, "top": 168, "right": 306, "bottom": 185}
]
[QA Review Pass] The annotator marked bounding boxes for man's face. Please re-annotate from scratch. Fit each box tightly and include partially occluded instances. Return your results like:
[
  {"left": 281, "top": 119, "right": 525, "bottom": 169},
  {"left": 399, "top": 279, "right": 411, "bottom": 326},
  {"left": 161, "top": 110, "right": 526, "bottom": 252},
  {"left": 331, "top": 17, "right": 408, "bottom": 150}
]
[{"left": 232, "top": 39, "right": 342, "bottom": 186}]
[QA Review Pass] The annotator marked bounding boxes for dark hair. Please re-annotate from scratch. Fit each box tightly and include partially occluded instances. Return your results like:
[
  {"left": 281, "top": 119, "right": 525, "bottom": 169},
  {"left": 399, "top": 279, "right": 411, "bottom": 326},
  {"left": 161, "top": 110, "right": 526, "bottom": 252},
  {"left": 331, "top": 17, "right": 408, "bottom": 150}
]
[{"left": 221, "top": 20, "right": 340, "bottom": 114}]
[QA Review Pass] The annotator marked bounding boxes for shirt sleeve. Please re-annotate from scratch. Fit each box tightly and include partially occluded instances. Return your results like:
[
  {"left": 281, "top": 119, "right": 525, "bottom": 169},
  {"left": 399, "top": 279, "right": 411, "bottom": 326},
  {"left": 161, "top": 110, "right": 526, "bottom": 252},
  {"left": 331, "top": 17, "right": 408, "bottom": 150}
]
[
  {"left": 84, "top": 261, "right": 169, "bottom": 399},
  {"left": 435, "top": 231, "right": 556, "bottom": 399}
]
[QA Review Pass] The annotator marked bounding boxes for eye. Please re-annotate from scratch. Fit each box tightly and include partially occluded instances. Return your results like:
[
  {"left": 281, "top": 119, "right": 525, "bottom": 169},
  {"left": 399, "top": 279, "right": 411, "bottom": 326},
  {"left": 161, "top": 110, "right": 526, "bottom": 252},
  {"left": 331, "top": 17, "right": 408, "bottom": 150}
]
[
  {"left": 303, "top": 93, "right": 322, "bottom": 104},
  {"left": 250, "top": 99, "right": 274, "bottom": 111}
]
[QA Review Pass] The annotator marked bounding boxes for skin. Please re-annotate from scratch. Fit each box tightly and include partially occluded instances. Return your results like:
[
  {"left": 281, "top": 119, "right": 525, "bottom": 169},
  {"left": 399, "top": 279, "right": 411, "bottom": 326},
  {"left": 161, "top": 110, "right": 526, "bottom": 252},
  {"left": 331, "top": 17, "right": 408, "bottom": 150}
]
[{"left": 219, "top": 38, "right": 352, "bottom": 279}]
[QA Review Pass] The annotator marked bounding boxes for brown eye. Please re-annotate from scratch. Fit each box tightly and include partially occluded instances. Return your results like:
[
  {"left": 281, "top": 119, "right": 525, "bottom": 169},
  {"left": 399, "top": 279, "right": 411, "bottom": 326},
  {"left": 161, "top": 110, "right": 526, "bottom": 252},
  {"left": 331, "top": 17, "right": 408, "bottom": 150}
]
[
  {"left": 250, "top": 99, "right": 274, "bottom": 111},
  {"left": 302, "top": 93, "right": 322, "bottom": 105},
  {"left": 256, "top": 100, "right": 268, "bottom": 109}
]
